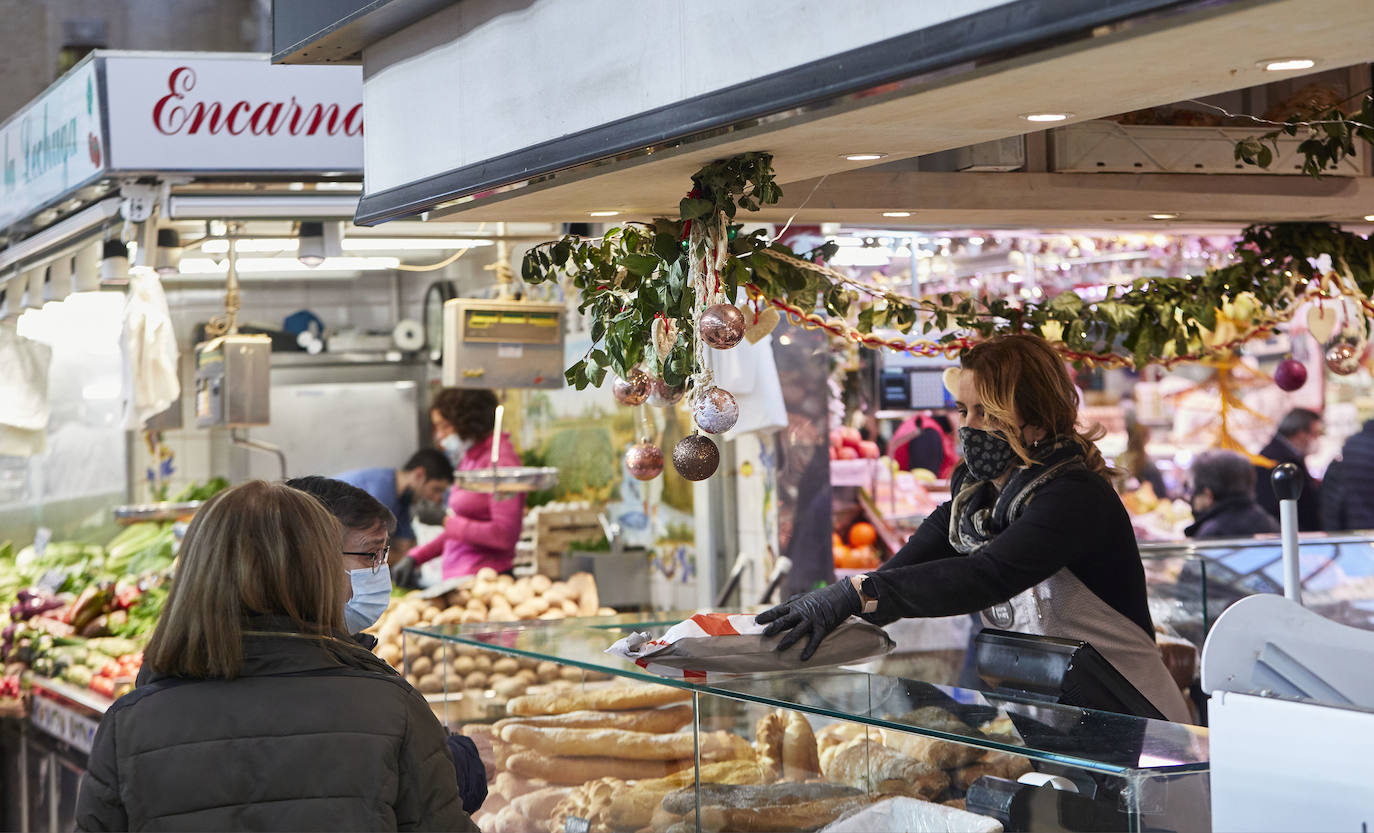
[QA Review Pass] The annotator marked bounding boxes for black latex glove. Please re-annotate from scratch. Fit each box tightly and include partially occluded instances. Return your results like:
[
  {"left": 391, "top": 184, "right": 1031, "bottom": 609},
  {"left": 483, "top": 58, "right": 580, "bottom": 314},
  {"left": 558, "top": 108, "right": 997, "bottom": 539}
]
[
  {"left": 755, "top": 579, "right": 862, "bottom": 661},
  {"left": 391, "top": 557, "right": 421, "bottom": 590}
]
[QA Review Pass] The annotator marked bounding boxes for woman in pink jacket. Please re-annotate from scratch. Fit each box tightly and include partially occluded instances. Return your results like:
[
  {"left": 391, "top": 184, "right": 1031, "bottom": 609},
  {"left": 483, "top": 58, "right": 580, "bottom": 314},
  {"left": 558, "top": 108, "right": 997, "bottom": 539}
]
[{"left": 392, "top": 388, "right": 525, "bottom": 585}]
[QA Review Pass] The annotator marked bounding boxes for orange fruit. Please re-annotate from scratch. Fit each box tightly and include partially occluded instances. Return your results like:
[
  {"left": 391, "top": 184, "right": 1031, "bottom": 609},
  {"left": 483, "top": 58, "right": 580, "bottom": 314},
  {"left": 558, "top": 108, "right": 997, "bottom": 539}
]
[{"left": 848, "top": 522, "right": 877, "bottom": 549}]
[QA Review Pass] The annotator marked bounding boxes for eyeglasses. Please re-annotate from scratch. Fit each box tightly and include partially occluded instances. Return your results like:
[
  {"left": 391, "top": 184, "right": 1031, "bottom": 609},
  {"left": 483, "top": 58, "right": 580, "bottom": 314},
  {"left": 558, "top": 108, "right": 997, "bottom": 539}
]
[{"left": 342, "top": 545, "right": 391, "bottom": 574}]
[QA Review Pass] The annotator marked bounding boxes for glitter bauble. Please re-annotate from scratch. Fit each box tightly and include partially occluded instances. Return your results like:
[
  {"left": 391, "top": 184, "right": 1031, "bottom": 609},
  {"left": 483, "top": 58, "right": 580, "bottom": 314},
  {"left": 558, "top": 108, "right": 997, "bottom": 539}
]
[
  {"left": 699, "top": 303, "right": 746, "bottom": 350},
  {"left": 672, "top": 434, "right": 720, "bottom": 481},
  {"left": 693, "top": 386, "right": 739, "bottom": 434},
  {"left": 1324, "top": 336, "right": 1363, "bottom": 375},
  {"left": 1274, "top": 358, "right": 1307, "bottom": 391},
  {"left": 611, "top": 368, "right": 650, "bottom": 406},
  {"left": 625, "top": 440, "right": 664, "bottom": 481},
  {"left": 646, "top": 377, "right": 686, "bottom": 408}
]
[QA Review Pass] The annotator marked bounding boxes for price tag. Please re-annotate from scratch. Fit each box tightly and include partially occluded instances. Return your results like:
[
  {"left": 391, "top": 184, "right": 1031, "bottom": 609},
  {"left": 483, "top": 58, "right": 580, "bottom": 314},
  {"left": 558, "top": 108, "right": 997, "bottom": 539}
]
[
  {"left": 497, "top": 343, "right": 524, "bottom": 359},
  {"left": 563, "top": 817, "right": 590, "bottom": 833},
  {"left": 35, "top": 570, "right": 66, "bottom": 595},
  {"left": 32, "top": 526, "right": 51, "bottom": 557}
]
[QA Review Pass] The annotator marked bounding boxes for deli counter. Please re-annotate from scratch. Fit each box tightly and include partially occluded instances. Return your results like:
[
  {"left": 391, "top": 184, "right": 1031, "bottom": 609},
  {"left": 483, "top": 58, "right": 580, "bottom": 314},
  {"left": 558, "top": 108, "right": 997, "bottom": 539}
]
[{"left": 403, "top": 614, "right": 1211, "bottom": 833}]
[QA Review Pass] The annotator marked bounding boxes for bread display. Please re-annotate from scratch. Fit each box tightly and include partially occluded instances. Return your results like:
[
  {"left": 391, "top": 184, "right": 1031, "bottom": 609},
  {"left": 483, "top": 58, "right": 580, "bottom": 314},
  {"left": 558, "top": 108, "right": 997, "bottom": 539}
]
[
  {"left": 507, "top": 750, "right": 694, "bottom": 784},
  {"left": 822, "top": 738, "right": 950, "bottom": 800},
  {"left": 754, "top": 709, "right": 821, "bottom": 781},
  {"left": 697, "top": 794, "right": 889, "bottom": 833},
  {"left": 506, "top": 684, "right": 692, "bottom": 715},
  {"left": 494, "top": 704, "right": 693, "bottom": 734},
  {"left": 605, "top": 760, "right": 768, "bottom": 830},
  {"left": 499, "top": 724, "right": 750, "bottom": 762},
  {"left": 660, "top": 783, "right": 862, "bottom": 814}
]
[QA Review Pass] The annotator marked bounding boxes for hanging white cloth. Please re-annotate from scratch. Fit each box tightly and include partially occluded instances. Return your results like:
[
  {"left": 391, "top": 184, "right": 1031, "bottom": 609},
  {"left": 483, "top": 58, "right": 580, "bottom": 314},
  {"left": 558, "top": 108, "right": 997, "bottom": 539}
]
[
  {"left": 121, "top": 272, "right": 180, "bottom": 429},
  {"left": 704, "top": 334, "right": 788, "bottom": 440},
  {"left": 0, "top": 320, "right": 53, "bottom": 456}
]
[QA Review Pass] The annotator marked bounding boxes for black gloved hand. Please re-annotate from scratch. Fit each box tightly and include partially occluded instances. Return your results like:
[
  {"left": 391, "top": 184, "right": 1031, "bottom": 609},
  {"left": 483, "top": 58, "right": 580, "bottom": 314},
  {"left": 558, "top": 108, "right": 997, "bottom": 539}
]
[
  {"left": 391, "top": 557, "right": 421, "bottom": 590},
  {"left": 754, "top": 579, "right": 862, "bottom": 661}
]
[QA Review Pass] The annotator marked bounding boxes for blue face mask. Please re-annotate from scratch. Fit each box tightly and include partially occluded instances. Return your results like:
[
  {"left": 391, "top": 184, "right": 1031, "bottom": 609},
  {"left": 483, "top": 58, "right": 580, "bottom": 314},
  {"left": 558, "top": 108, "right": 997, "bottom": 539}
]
[{"left": 344, "top": 564, "right": 392, "bottom": 634}]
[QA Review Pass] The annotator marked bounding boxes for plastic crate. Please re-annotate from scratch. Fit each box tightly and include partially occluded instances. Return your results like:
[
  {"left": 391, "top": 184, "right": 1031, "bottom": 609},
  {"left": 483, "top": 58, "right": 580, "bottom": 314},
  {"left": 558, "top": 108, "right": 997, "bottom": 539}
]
[{"left": 1052, "top": 120, "right": 1361, "bottom": 176}]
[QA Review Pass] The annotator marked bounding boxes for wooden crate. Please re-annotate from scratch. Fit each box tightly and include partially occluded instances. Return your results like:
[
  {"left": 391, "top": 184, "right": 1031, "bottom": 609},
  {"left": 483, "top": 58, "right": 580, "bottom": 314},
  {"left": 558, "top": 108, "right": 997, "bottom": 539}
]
[{"left": 532, "top": 508, "right": 603, "bottom": 577}]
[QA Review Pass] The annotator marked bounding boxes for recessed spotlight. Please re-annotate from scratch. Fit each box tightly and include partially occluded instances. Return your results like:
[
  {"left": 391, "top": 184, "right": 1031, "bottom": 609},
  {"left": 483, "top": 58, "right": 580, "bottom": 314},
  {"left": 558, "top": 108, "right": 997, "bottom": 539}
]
[
  {"left": 588, "top": 210, "right": 619, "bottom": 217},
  {"left": 1364, "top": 214, "right": 1374, "bottom": 222},
  {"left": 1020, "top": 113, "right": 1072, "bottom": 123},
  {"left": 1149, "top": 213, "right": 1179, "bottom": 220},
  {"left": 842, "top": 153, "right": 887, "bottom": 162},
  {"left": 1261, "top": 58, "right": 1315, "bottom": 72},
  {"left": 882, "top": 211, "right": 911, "bottom": 218}
]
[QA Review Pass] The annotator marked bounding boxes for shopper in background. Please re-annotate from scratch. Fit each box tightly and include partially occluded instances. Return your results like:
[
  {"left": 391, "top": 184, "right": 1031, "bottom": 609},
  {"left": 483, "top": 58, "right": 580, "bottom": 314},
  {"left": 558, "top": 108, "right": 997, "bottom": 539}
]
[
  {"left": 1183, "top": 450, "right": 1281, "bottom": 539},
  {"left": 286, "top": 475, "right": 488, "bottom": 816},
  {"left": 891, "top": 410, "right": 958, "bottom": 478},
  {"left": 335, "top": 449, "right": 455, "bottom": 564},
  {"left": 758, "top": 334, "right": 1191, "bottom": 723},
  {"left": 392, "top": 388, "right": 525, "bottom": 587},
  {"left": 1320, "top": 418, "right": 1374, "bottom": 531},
  {"left": 1255, "top": 407, "right": 1324, "bottom": 531},
  {"left": 1119, "top": 419, "right": 1169, "bottom": 499},
  {"left": 75, "top": 481, "right": 475, "bottom": 832}
]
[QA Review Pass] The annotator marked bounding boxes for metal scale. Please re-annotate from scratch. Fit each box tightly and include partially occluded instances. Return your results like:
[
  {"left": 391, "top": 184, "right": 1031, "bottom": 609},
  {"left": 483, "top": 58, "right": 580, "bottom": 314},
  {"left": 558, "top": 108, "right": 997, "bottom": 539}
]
[{"left": 1201, "top": 464, "right": 1374, "bottom": 832}]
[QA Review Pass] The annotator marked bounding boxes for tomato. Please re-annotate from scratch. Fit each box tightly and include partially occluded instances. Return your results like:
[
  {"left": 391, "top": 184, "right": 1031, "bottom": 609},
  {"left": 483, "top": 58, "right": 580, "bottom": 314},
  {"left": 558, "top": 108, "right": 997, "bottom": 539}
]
[
  {"left": 90, "top": 676, "right": 116, "bottom": 698},
  {"left": 848, "top": 522, "right": 877, "bottom": 549}
]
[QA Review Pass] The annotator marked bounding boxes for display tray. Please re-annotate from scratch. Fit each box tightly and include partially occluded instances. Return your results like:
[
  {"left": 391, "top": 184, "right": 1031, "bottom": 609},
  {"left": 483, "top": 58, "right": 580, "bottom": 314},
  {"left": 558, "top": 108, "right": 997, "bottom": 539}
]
[
  {"left": 405, "top": 612, "right": 1209, "bottom": 778},
  {"left": 452, "top": 466, "right": 558, "bottom": 494}
]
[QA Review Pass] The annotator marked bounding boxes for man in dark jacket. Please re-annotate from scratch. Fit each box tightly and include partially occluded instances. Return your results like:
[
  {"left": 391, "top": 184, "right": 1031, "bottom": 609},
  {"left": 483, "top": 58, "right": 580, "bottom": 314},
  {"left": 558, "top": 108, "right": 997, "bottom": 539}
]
[
  {"left": 1321, "top": 419, "right": 1374, "bottom": 531},
  {"left": 1188, "top": 450, "right": 1282, "bottom": 539},
  {"left": 1255, "top": 408, "right": 1324, "bottom": 531}
]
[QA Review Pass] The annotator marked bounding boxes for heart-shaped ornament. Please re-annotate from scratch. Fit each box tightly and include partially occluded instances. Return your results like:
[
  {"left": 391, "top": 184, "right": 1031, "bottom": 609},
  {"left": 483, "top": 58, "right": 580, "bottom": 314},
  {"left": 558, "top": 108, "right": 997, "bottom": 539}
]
[
  {"left": 1308, "top": 304, "right": 1339, "bottom": 345},
  {"left": 743, "top": 306, "right": 780, "bottom": 344}
]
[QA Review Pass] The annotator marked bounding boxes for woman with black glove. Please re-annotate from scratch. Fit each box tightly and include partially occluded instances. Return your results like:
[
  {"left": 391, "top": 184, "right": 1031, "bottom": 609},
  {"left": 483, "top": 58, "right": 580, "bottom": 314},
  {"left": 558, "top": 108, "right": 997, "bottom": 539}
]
[{"left": 757, "top": 334, "right": 1191, "bottom": 723}]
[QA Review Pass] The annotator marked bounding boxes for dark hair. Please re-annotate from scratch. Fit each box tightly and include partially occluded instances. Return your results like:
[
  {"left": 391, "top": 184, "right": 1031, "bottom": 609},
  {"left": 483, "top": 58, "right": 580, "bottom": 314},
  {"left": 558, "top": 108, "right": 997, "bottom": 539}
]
[
  {"left": 285, "top": 476, "right": 397, "bottom": 535},
  {"left": 144, "top": 481, "right": 347, "bottom": 679},
  {"left": 403, "top": 448, "right": 455, "bottom": 482},
  {"left": 1191, "top": 450, "right": 1256, "bottom": 501},
  {"left": 431, "top": 388, "right": 499, "bottom": 441},
  {"left": 1278, "top": 407, "right": 1322, "bottom": 438}
]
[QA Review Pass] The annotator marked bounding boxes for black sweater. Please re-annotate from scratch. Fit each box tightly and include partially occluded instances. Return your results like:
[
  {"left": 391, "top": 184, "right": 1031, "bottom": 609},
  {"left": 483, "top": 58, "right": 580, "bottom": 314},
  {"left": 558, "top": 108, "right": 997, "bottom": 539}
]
[{"left": 867, "top": 467, "right": 1156, "bottom": 639}]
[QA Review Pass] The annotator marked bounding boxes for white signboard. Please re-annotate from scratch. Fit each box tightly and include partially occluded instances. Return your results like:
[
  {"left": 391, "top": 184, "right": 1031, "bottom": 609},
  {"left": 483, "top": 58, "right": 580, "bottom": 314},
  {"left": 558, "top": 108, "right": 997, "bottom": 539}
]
[
  {"left": 0, "top": 60, "right": 105, "bottom": 230},
  {"left": 103, "top": 54, "right": 363, "bottom": 172}
]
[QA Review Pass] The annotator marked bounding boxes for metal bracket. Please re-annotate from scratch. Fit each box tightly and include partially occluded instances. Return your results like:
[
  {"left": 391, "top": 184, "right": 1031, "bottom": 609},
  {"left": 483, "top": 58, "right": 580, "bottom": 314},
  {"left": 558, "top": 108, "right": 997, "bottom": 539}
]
[{"left": 119, "top": 182, "right": 159, "bottom": 223}]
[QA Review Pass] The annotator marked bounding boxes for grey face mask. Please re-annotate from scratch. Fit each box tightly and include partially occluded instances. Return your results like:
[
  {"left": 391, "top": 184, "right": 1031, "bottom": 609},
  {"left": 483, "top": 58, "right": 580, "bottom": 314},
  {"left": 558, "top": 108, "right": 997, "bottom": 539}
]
[{"left": 958, "top": 427, "right": 1018, "bottom": 480}]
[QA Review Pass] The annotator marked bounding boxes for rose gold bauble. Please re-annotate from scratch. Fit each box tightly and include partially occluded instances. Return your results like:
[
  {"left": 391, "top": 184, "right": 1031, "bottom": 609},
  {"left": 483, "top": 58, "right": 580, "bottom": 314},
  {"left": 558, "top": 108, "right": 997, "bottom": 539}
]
[
  {"left": 646, "top": 377, "right": 686, "bottom": 407},
  {"left": 1324, "top": 337, "right": 1363, "bottom": 375},
  {"left": 699, "top": 303, "right": 746, "bottom": 350},
  {"left": 611, "top": 368, "right": 650, "bottom": 405},
  {"left": 692, "top": 386, "right": 739, "bottom": 434},
  {"left": 672, "top": 434, "right": 720, "bottom": 481},
  {"left": 625, "top": 440, "right": 664, "bottom": 481}
]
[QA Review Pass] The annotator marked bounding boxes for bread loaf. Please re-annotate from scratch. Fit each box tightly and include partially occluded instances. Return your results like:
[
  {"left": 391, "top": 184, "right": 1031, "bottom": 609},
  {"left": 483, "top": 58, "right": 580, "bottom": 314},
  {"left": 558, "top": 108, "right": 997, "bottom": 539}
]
[
  {"left": 487, "top": 805, "right": 530, "bottom": 833},
  {"left": 661, "top": 782, "right": 862, "bottom": 814},
  {"left": 509, "top": 786, "right": 571, "bottom": 822},
  {"left": 500, "top": 724, "right": 697, "bottom": 760},
  {"left": 506, "top": 751, "right": 692, "bottom": 784},
  {"left": 491, "top": 770, "right": 544, "bottom": 799},
  {"left": 882, "top": 731, "right": 984, "bottom": 769},
  {"left": 494, "top": 704, "right": 692, "bottom": 735},
  {"left": 754, "top": 711, "right": 785, "bottom": 780},
  {"left": 604, "top": 758, "right": 769, "bottom": 828},
  {"left": 781, "top": 711, "right": 820, "bottom": 781},
  {"left": 698, "top": 794, "right": 884, "bottom": 832},
  {"left": 823, "top": 738, "right": 949, "bottom": 800},
  {"left": 507, "top": 685, "right": 691, "bottom": 715}
]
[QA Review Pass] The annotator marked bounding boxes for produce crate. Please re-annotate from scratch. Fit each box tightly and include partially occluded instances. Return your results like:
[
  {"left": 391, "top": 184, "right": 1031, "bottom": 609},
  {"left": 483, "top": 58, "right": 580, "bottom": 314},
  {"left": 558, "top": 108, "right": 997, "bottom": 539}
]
[
  {"left": 1052, "top": 119, "right": 1361, "bottom": 176},
  {"left": 532, "top": 508, "right": 603, "bottom": 577}
]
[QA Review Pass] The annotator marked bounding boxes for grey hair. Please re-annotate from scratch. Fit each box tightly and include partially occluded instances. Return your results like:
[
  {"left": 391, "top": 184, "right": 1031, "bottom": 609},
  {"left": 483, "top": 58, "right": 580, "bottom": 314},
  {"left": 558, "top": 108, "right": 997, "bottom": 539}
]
[{"left": 1190, "top": 450, "right": 1256, "bottom": 501}]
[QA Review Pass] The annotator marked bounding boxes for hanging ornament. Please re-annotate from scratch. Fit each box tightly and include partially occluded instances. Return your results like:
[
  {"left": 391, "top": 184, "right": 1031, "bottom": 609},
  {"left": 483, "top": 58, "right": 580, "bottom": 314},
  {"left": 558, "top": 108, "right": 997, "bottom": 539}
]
[
  {"left": 1324, "top": 333, "right": 1364, "bottom": 375},
  {"left": 646, "top": 377, "right": 686, "bottom": 407},
  {"left": 625, "top": 439, "right": 664, "bottom": 481},
  {"left": 1307, "top": 304, "right": 1339, "bottom": 345},
  {"left": 693, "top": 386, "right": 739, "bottom": 434},
  {"left": 699, "top": 303, "right": 746, "bottom": 350},
  {"left": 744, "top": 306, "right": 780, "bottom": 344},
  {"left": 611, "top": 369, "right": 650, "bottom": 406},
  {"left": 672, "top": 434, "right": 720, "bottom": 481},
  {"left": 652, "top": 316, "right": 679, "bottom": 362},
  {"left": 1273, "top": 358, "right": 1307, "bottom": 391}
]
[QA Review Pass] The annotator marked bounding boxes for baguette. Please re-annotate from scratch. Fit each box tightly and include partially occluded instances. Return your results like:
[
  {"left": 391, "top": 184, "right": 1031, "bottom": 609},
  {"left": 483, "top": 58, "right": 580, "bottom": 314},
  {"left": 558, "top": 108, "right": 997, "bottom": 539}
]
[
  {"left": 494, "top": 704, "right": 693, "bottom": 734},
  {"left": 509, "top": 786, "right": 571, "bottom": 821},
  {"left": 661, "top": 782, "right": 862, "bottom": 814},
  {"left": 698, "top": 794, "right": 883, "bottom": 832},
  {"left": 491, "top": 771, "right": 544, "bottom": 799},
  {"left": 506, "top": 751, "right": 692, "bottom": 784},
  {"left": 501, "top": 724, "right": 751, "bottom": 762},
  {"left": 882, "top": 732, "right": 985, "bottom": 769},
  {"left": 507, "top": 685, "right": 691, "bottom": 715},
  {"left": 823, "top": 738, "right": 949, "bottom": 800}
]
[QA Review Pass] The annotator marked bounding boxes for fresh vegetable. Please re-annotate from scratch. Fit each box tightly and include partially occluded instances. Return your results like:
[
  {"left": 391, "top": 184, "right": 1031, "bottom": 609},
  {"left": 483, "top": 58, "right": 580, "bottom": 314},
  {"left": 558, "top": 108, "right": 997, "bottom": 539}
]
[{"left": 848, "top": 523, "right": 877, "bottom": 549}]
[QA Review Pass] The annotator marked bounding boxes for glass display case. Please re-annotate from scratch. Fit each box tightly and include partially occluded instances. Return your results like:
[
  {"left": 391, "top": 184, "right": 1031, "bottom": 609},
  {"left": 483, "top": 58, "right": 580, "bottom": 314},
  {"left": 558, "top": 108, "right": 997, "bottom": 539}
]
[
  {"left": 1141, "top": 532, "right": 1374, "bottom": 649},
  {"left": 405, "top": 614, "right": 1210, "bottom": 833}
]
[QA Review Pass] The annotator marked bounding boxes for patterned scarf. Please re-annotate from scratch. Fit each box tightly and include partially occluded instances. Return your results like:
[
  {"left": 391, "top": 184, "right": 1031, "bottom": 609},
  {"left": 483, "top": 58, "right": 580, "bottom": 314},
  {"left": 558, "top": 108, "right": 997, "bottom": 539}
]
[{"left": 948, "top": 436, "right": 1086, "bottom": 554}]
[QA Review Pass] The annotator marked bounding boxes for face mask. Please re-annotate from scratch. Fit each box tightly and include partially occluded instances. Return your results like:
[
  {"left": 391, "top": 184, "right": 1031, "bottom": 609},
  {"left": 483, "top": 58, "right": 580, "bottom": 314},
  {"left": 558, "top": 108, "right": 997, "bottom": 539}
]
[
  {"left": 344, "top": 564, "right": 392, "bottom": 633},
  {"left": 439, "top": 434, "right": 471, "bottom": 465},
  {"left": 958, "top": 427, "right": 1019, "bottom": 481}
]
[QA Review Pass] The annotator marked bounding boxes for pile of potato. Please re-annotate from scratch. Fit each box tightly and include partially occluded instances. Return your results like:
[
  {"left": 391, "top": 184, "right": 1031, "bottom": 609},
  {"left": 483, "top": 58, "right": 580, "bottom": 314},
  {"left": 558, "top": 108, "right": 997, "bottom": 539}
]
[{"left": 367, "top": 567, "right": 616, "bottom": 696}]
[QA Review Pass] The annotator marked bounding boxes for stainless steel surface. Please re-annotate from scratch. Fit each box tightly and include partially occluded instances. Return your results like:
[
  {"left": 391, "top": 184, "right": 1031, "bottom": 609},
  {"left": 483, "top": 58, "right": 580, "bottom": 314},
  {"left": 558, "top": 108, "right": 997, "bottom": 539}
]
[
  {"left": 193, "top": 334, "right": 272, "bottom": 428},
  {"left": 230, "top": 429, "right": 288, "bottom": 481},
  {"left": 112, "top": 501, "right": 202, "bottom": 524},
  {"left": 441, "top": 298, "right": 565, "bottom": 389},
  {"left": 451, "top": 466, "right": 559, "bottom": 494}
]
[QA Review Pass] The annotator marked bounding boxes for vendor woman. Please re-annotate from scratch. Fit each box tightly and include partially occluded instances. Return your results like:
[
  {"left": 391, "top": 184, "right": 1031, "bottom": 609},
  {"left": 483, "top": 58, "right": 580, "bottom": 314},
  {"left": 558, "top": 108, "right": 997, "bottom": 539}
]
[
  {"left": 392, "top": 388, "right": 525, "bottom": 585},
  {"left": 759, "top": 334, "right": 1191, "bottom": 723}
]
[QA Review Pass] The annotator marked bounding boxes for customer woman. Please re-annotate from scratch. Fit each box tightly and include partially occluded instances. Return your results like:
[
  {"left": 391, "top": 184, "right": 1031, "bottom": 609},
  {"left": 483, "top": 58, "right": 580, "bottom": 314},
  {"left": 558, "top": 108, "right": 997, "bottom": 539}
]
[
  {"left": 392, "top": 387, "right": 525, "bottom": 585},
  {"left": 758, "top": 334, "right": 1191, "bottom": 723},
  {"left": 75, "top": 481, "right": 475, "bottom": 832}
]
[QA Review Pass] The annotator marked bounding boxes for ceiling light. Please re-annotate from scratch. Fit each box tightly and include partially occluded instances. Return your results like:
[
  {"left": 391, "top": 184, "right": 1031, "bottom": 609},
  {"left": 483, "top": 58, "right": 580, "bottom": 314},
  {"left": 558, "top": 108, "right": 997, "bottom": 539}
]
[
  {"left": 882, "top": 211, "right": 911, "bottom": 218},
  {"left": 588, "top": 210, "right": 620, "bottom": 217},
  {"left": 1364, "top": 214, "right": 1374, "bottom": 222},
  {"left": 842, "top": 153, "right": 887, "bottom": 161},
  {"left": 298, "top": 222, "right": 325, "bottom": 267},
  {"left": 1261, "top": 58, "right": 1315, "bottom": 72},
  {"left": 1149, "top": 213, "right": 1179, "bottom": 220},
  {"left": 99, "top": 239, "right": 130, "bottom": 286},
  {"left": 343, "top": 237, "right": 494, "bottom": 250},
  {"left": 1021, "top": 113, "right": 1072, "bottom": 123},
  {"left": 178, "top": 256, "right": 400, "bottom": 275},
  {"left": 155, "top": 228, "right": 181, "bottom": 275}
]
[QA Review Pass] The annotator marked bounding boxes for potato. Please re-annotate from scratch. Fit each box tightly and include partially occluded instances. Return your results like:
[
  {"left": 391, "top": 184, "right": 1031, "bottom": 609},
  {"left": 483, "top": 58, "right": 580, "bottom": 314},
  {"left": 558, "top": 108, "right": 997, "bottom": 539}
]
[
  {"left": 558, "top": 666, "right": 584, "bottom": 682},
  {"left": 550, "top": 581, "right": 571, "bottom": 597},
  {"left": 492, "top": 676, "right": 525, "bottom": 699},
  {"left": 536, "top": 661, "right": 560, "bottom": 683},
  {"left": 542, "top": 588, "right": 568, "bottom": 607},
  {"left": 418, "top": 673, "right": 443, "bottom": 693},
  {"left": 513, "top": 669, "right": 537, "bottom": 685},
  {"left": 376, "top": 644, "right": 401, "bottom": 667},
  {"left": 530, "top": 574, "right": 552, "bottom": 594},
  {"left": 394, "top": 607, "right": 419, "bottom": 628},
  {"left": 475, "top": 567, "right": 499, "bottom": 582},
  {"left": 512, "top": 601, "right": 540, "bottom": 621},
  {"left": 560, "top": 599, "right": 580, "bottom": 616},
  {"left": 528, "top": 595, "right": 551, "bottom": 615},
  {"left": 539, "top": 610, "right": 565, "bottom": 620},
  {"left": 466, "top": 598, "right": 489, "bottom": 615},
  {"left": 405, "top": 673, "right": 420, "bottom": 688},
  {"left": 473, "top": 654, "right": 493, "bottom": 672},
  {"left": 464, "top": 671, "right": 488, "bottom": 689},
  {"left": 495, "top": 574, "right": 514, "bottom": 589},
  {"left": 423, "top": 603, "right": 442, "bottom": 620},
  {"left": 504, "top": 582, "right": 530, "bottom": 607},
  {"left": 410, "top": 656, "right": 434, "bottom": 677},
  {"left": 450, "top": 656, "right": 474, "bottom": 675},
  {"left": 491, "top": 657, "right": 519, "bottom": 676},
  {"left": 488, "top": 603, "right": 515, "bottom": 623},
  {"left": 597, "top": 607, "right": 617, "bottom": 616},
  {"left": 460, "top": 610, "right": 485, "bottom": 624}
]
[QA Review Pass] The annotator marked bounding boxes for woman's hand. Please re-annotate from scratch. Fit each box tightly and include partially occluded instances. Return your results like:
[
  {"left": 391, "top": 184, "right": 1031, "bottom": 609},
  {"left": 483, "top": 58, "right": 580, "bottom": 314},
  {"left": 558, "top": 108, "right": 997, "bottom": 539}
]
[{"left": 754, "top": 580, "right": 862, "bottom": 661}]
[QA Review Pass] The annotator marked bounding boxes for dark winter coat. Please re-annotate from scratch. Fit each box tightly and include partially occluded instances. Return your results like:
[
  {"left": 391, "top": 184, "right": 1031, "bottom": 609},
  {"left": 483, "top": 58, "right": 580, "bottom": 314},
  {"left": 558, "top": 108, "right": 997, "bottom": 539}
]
[
  {"left": 75, "top": 617, "right": 476, "bottom": 832},
  {"left": 1185, "top": 496, "right": 1282, "bottom": 539},
  {"left": 1321, "top": 420, "right": 1374, "bottom": 531},
  {"left": 1255, "top": 435, "right": 1321, "bottom": 531}
]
